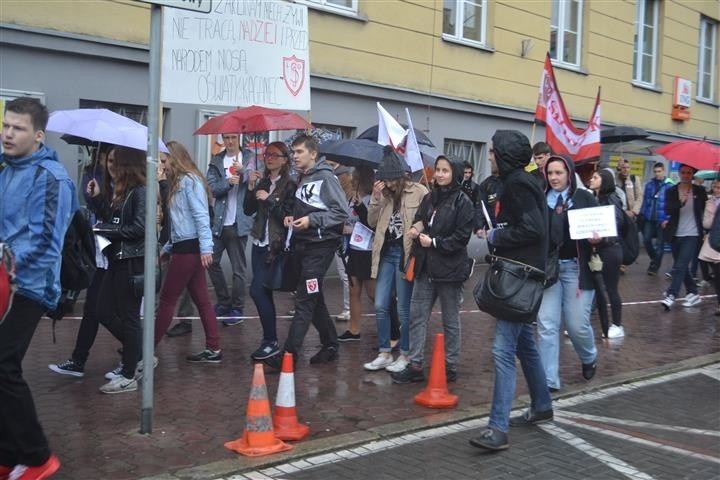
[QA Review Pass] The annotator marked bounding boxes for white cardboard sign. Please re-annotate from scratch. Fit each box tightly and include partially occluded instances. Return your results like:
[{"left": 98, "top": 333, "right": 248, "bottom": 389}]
[
  {"left": 161, "top": 0, "right": 311, "bottom": 110},
  {"left": 567, "top": 205, "right": 617, "bottom": 240}
]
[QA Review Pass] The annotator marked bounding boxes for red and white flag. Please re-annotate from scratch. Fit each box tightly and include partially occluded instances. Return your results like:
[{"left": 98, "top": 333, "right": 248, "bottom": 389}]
[
  {"left": 535, "top": 54, "right": 601, "bottom": 163},
  {"left": 376, "top": 102, "right": 406, "bottom": 148},
  {"left": 403, "top": 108, "right": 424, "bottom": 172}
]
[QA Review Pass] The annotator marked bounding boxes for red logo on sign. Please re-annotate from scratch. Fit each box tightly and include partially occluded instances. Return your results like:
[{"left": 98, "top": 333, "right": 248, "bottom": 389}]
[
  {"left": 283, "top": 55, "right": 305, "bottom": 97},
  {"left": 306, "top": 278, "right": 318, "bottom": 294}
]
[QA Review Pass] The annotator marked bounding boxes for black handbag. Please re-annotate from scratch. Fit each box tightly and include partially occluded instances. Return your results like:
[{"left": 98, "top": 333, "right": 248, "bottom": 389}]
[
  {"left": 473, "top": 255, "right": 546, "bottom": 323},
  {"left": 264, "top": 250, "right": 300, "bottom": 292},
  {"left": 129, "top": 267, "right": 162, "bottom": 298}
]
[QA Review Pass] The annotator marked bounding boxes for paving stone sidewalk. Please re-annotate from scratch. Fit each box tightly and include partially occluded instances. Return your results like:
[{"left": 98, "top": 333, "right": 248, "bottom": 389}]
[{"left": 21, "top": 255, "right": 720, "bottom": 479}]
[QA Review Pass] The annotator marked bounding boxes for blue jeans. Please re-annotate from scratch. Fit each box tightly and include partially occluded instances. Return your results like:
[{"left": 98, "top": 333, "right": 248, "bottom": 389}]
[
  {"left": 488, "top": 320, "right": 552, "bottom": 433},
  {"left": 643, "top": 221, "right": 665, "bottom": 271},
  {"left": 375, "top": 245, "right": 413, "bottom": 354},
  {"left": 667, "top": 236, "right": 700, "bottom": 298},
  {"left": 408, "top": 274, "right": 462, "bottom": 368},
  {"left": 537, "top": 261, "right": 597, "bottom": 390},
  {"left": 249, "top": 245, "right": 277, "bottom": 344}
]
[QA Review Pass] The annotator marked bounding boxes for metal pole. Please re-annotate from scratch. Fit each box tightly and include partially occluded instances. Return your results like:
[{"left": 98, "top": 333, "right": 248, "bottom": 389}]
[{"left": 141, "top": 3, "right": 162, "bottom": 435}]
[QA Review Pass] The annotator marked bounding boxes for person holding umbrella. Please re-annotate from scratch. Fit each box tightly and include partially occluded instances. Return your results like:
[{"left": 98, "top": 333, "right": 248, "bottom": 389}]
[
  {"left": 243, "top": 141, "right": 297, "bottom": 360},
  {"left": 206, "top": 133, "right": 256, "bottom": 324},
  {"left": 660, "top": 164, "right": 706, "bottom": 310}
]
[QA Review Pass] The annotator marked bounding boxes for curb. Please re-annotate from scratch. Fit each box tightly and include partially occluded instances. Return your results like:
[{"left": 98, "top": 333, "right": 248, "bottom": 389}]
[{"left": 141, "top": 352, "right": 720, "bottom": 480}]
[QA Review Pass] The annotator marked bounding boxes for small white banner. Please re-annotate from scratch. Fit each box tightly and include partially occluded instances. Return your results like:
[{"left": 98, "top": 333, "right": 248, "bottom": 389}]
[
  {"left": 161, "top": 0, "right": 311, "bottom": 109},
  {"left": 349, "top": 222, "right": 374, "bottom": 251},
  {"left": 567, "top": 205, "right": 617, "bottom": 240}
]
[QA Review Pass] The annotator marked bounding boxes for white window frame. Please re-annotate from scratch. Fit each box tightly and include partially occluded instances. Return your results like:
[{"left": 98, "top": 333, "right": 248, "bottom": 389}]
[
  {"left": 299, "top": 0, "right": 358, "bottom": 15},
  {"left": 442, "top": 0, "right": 488, "bottom": 47},
  {"left": 697, "top": 17, "right": 718, "bottom": 102},
  {"left": 550, "top": 0, "right": 583, "bottom": 68},
  {"left": 633, "top": 0, "right": 660, "bottom": 87}
]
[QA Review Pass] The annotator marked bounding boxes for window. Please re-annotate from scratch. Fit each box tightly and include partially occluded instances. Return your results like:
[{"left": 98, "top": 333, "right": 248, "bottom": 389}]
[
  {"left": 550, "top": 0, "right": 583, "bottom": 67},
  {"left": 633, "top": 0, "right": 659, "bottom": 86},
  {"left": 301, "top": 0, "right": 358, "bottom": 15},
  {"left": 698, "top": 17, "right": 718, "bottom": 101},
  {"left": 442, "top": 0, "right": 488, "bottom": 46},
  {"left": 444, "top": 138, "right": 485, "bottom": 180}
]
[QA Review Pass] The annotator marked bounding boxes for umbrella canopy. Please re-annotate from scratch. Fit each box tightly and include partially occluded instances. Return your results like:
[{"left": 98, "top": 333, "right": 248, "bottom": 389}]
[
  {"left": 694, "top": 170, "right": 720, "bottom": 181},
  {"left": 655, "top": 139, "right": 720, "bottom": 171},
  {"left": 600, "top": 126, "right": 650, "bottom": 144},
  {"left": 47, "top": 108, "right": 168, "bottom": 153},
  {"left": 194, "top": 105, "right": 311, "bottom": 135},
  {"left": 357, "top": 124, "right": 435, "bottom": 148},
  {"left": 318, "top": 139, "right": 385, "bottom": 169}
]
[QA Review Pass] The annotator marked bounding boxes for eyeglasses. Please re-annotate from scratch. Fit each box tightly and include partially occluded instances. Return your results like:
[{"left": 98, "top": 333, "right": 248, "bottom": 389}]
[{"left": 264, "top": 153, "right": 287, "bottom": 159}]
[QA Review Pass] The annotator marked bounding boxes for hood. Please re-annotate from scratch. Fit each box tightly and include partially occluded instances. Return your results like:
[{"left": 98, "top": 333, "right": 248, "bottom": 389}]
[
  {"left": 491, "top": 130, "right": 532, "bottom": 177},
  {"left": 304, "top": 157, "right": 334, "bottom": 176},
  {"left": 543, "top": 154, "right": 577, "bottom": 195},
  {"left": 0, "top": 143, "right": 58, "bottom": 169},
  {"left": 443, "top": 154, "right": 466, "bottom": 186}
]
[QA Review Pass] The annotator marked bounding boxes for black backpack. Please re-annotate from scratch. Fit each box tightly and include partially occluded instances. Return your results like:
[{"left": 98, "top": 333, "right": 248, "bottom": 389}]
[
  {"left": 46, "top": 207, "right": 97, "bottom": 323},
  {"left": 618, "top": 211, "right": 640, "bottom": 265}
]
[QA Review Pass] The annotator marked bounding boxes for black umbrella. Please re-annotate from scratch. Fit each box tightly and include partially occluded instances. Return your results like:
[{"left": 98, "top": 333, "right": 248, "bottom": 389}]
[
  {"left": 357, "top": 124, "right": 435, "bottom": 148},
  {"left": 318, "top": 139, "right": 386, "bottom": 169},
  {"left": 600, "top": 126, "right": 649, "bottom": 144}
]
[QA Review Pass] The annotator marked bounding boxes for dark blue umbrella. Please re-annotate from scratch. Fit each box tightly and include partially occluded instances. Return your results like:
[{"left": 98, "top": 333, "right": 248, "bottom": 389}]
[{"left": 318, "top": 139, "right": 386, "bottom": 169}]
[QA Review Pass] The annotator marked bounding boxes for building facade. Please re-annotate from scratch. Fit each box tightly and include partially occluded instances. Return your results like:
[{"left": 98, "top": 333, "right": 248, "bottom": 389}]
[{"left": 1, "top": 0, "right": 718, "bottom": 183}]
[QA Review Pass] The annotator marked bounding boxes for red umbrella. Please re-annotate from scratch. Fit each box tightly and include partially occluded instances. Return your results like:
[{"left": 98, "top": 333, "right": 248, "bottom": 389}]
[
  {"left": 194, "top": 105, "right": 311, "bottom": 135},
  {"left": 655, "top": 139, "right": 720, "bottom": 171}
]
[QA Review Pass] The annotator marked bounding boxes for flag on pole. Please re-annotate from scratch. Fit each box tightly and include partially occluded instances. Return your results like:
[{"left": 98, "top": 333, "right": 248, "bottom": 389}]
[
  {"left": 376, "top": 102, "right": 406, "bottom": 148},
  {"left": 403, "top": 108, "right": 424, "bottom": 172},
  {"left": 535, "top": 53, "right": 601, "bottom": 163}
]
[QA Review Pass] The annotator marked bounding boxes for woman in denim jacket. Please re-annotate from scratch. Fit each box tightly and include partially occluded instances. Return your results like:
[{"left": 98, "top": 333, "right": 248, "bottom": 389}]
[{"left": 154, "top": 141, "right": 221, "bottom": 364}]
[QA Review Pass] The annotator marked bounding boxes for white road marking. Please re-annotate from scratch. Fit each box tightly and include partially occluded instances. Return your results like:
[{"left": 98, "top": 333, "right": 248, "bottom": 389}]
[{"left": 556, "top": 411, "right": 720, "bottom": 437}]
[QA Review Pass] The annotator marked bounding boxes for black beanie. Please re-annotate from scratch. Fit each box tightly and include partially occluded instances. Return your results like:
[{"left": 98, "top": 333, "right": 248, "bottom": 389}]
[{"left": 376, "top": 145, "right": 409, "bottom": 180}]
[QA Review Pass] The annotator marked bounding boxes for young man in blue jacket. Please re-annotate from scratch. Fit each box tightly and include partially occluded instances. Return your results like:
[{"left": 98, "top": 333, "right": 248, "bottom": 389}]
[{"left": 0, "top": 97, "right": 76, "bottom": 479}]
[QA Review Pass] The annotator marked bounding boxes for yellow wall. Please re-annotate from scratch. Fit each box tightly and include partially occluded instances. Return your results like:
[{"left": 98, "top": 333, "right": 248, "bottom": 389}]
[{"left": 1, "top": 0, "right": 718, "bottom": 139}]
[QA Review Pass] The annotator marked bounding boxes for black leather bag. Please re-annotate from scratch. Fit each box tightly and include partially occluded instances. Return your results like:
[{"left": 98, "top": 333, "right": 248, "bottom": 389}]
[
  {"left": 264, "top": 250, "right": 300, "bottom": 292},
  {"left": 473, "top": 255, "right": 546, "bottom": 323},
  {"left": 129, "top": 267, "right": 162, "bottom": 298}
]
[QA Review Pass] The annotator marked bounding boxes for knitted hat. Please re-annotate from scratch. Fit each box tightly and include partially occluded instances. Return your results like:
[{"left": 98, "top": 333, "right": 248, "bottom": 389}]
[{"left": 376, "top": 146, "right": 409, "bottom": 180}]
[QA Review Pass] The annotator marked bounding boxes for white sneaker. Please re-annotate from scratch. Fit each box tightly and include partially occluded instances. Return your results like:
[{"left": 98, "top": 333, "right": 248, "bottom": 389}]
[
  {"left": 661, "top": 294, "right": 675, "bottom": 311},
  {"left": 334, "top": 310, "right": 351, "bottom": 321},
  {"left": 385, "top": 354, "right": 409, "bottom": 373},
  {"left": 135, "top": 356, "right": 159, "bottom": 380},
  {"left": 104, "top": 362, "right": 124, "bottom": 380},
  {"left": 364, "top": 353, "right": 393, "bottom": 371},
  {"left": 682, "top": 293, "right": 701, "bottom": 307},
  {"left": 607, "top": 324, "right": 625, "bottom": 339},
  {"left": 99, "top": 375, "right": 138, "bottom": 394}
]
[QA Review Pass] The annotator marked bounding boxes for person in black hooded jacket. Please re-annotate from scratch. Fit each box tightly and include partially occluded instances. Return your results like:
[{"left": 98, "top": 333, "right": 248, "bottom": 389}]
[
  {"left": 469, "top": 130, "right": 552, "bottom": 452},
  {"left": 390, "top": 155, "right": 474, "bottom": 384},
  {"left": 536, "top": 155, "right": 600, "bottom": 394}
]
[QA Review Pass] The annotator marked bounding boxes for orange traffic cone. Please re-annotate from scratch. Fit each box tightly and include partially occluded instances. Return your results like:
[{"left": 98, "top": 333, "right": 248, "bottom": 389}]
[
  {"left": 225, "top": 363, "right": 293, "bottom": 457},
  {"left": 414, "top": 333, "right": 458, "bottom": 409},
  {"left": 273, "top": 352, "right": 310, "bottom": 441}
]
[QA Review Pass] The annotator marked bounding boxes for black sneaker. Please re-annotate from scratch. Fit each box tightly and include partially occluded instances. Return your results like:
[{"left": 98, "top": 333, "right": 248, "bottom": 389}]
[
  {"left": 390, "top": 364, "right": 425, "bottom": 384},
  {"left": 250, "top": 342, "right": 280, "bottom": 360},
  {"left": 582, "top": 361, "right": 597, "bottom": 380},
  {"left": 167, "top": 321, "right": 192, "bottom": 337},
  {"left": 446, "top": 367, "right": 458, "bottom": 383},
  {"left": 262, "top": 352, "right": 284, "bottom": 372},
  {"left": 509, "top": 409, "right": 554, "bottom": 427},
  {"left": 48, "top": 359, "right": 84, "bottom": 378},
  {"left": 337, "top": 330, "right": 361, "bottom": 342},
  {"left": 309, "top": 346, "right": 338, "bottom": 364},
  {"left": 469, "top": 428, "right": 509, "bottom": 451},
  {"left": 186, "top": 349, "right": 222, "bottom": 363}
]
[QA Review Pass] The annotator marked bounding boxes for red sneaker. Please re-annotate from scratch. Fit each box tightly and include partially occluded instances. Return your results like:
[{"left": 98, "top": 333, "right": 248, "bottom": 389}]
[
  {"left": 8, "top": 454, "right": 60, "bottom": 480},
  {"left": 1, "top": 464, "right": 13, "bottom": 480}
]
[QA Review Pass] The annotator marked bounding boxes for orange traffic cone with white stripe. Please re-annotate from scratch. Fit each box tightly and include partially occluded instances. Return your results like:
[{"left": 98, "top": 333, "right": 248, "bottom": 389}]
[
  {"left": 225, "top": 363, "right": 293, "bottom": 457},
  {"left": 414, "top": 333, "right": 458, "bottom": 409},
  {"left": 273, "top": 352, "right": 310, "bottom": 441}
]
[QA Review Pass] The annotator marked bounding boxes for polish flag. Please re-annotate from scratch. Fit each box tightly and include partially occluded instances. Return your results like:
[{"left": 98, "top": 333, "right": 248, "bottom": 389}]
[
  {"left": 535, "top": 53, "right": 601, "bottom": 163},
  {"left": 403, "top": 108, "right": 424, "bottom": 172},
  {"left": 376, "top": 102, "right": 406, "bottom": 148}
]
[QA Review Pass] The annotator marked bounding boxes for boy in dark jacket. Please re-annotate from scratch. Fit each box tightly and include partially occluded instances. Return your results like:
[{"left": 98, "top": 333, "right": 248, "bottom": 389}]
[{"left": 265, "top": 134, "right": 348, "bottom": 368}]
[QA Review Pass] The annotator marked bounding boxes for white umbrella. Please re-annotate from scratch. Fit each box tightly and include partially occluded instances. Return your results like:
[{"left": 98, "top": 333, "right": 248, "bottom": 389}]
[{"left": 47, "top": 108, "right": 168, "bottom": 153}]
